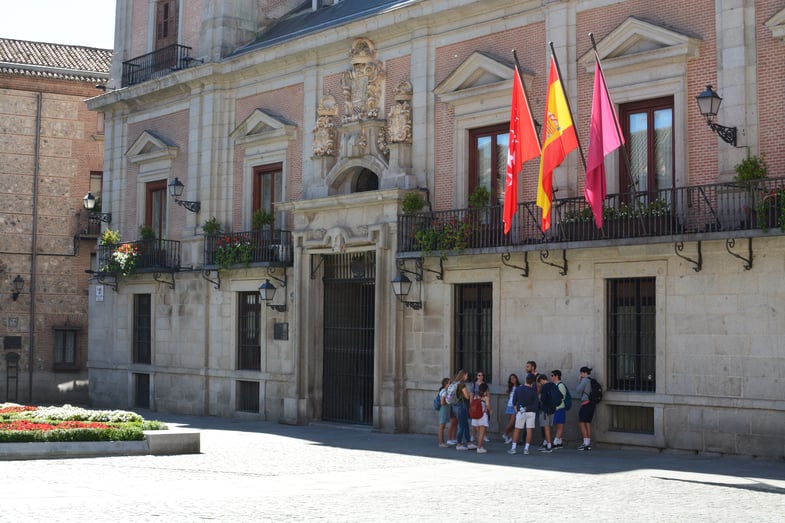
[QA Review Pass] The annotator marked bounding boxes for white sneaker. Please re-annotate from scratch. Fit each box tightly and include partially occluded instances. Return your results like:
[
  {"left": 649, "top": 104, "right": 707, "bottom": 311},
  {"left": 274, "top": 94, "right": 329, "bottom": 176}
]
[
  {"left": 502, "top": 435, "right": 512, "bottom": 444},
  {"left": 523, "top": 448, "right": 530, "bottom": 455},
  {"left": 446, "top": 440, "right": 457, "bottom": 446},
  {"left": 456, "top": 445, "right": 468, "bottom": 451},
  {"left": 466, "top": 443, "right": 478, "bottom": 450},
  {"left": 476, "top": 447, "right": 487, "bottom": 454},
  {"left": 483, "top": 436, "right": 490, "bottom": 442},
  {"left": 507, "top": 448, "right": 517, "bottom": 455},
  {"left": 438, "top": 443, "right": 449, "bottom": 448}
]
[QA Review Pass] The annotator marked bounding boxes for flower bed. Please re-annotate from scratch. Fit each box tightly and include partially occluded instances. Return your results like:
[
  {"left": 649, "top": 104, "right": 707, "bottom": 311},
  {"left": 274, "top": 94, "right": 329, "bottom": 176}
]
[{"left": 0, "top": 404, "right": 167, "bottom": 444}]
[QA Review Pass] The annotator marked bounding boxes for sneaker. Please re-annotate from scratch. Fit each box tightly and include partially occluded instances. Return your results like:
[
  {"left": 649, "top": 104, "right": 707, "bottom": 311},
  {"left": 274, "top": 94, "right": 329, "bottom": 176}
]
[
  {"left": 538, "top": 443, "right": 548, "bottom": 450},
  {"left": 502, "top": 435, "right": 512, "bottom": 444},
  {"left": 483, "top": 436, "right": 491, "bottom": 442},
  {"left": 446, "top": 440, "right": 457, "bottom": 446},
  {"left": 523, "top": 448, "right": 530, "bottom": 455},
  {"left": 467, "top": 443, "right": 478, "bottom": 450},
  {"left": 439, "top": 443, "right": 449, "bottom": 448},
  {"left": 553, "top": 443, "right": 563, "bottom": 449},
  {"left": 476, "top": 447, "right": 487, "bottom": 454},
  {"left": 538, "top": 446, "right": 553, "bottom": 453},
  {"left": 578, "top": 445, "right": 592, "bottom": 451},
  {"left": 456, "top": 445, "right": 468, "bottom": 451},
  {"left": 507, "top": 448, "right": 517, "bottom": 455}
]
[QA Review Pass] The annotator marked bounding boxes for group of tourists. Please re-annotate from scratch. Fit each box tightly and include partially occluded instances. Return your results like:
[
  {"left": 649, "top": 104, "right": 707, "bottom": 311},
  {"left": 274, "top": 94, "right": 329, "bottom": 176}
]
[{"left": 436, "top": 363, "right": 598, "bottom": 454}]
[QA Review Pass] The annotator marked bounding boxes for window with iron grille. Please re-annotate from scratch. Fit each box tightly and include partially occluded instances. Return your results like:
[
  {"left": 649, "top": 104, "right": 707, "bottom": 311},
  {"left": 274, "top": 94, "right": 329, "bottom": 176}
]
[
  {"left": 133, "top": 294, "right": 152, "bottom": 364},
  {"left": 134, "top": 372, "right": 150, "bottom": 409},
  {"left": 607, "top": 278, "right": 655, "bottom": 392},
  {"left": 238, "top": 292, "right": 261, "bottom": 370},
  {"left": 237, "top": 380, "right": 260, "bottom": 413},
  {"left": 53, "top": 328, "right": 78, "bottom": 369},
  {"left": 454, "top": 283, "right": 493, "bottom": 383}
]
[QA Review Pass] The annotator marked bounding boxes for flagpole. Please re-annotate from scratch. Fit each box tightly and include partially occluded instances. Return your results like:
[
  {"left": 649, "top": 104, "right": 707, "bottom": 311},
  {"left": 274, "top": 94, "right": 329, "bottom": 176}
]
[
  {"left": 589, "top": 33, "right": 641, "bottom": 204},
  {"left": 548, "top": 41, "right": 587, "bottom": 172},
  {"left": 512, "top": 49, "right": 543, "bottom": 150}
]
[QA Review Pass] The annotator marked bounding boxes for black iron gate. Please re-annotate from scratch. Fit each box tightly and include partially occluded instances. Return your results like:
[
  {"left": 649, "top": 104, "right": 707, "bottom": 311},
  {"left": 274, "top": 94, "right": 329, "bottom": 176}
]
[{"left": 322, "top": 251, "right": 375, "bottom": 424}]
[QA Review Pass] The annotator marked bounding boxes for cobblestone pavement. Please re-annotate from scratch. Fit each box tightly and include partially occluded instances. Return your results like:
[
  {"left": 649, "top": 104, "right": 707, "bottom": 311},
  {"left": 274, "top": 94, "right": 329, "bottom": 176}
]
[{"left": 1, "top": 414, "right": 784, "bottom": 522}]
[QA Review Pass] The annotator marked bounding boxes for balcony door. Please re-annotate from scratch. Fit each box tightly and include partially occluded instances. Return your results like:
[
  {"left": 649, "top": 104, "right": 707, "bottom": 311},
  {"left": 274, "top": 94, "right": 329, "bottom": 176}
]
[
  {"left": 155, "top": 0, "right": 178, "bottom": 50},
  {"left": 252, "top": 164, "right": 282, "bottom": 235},
  {"left": 145, "top": 180, "right": 167, "bottom": 240}
]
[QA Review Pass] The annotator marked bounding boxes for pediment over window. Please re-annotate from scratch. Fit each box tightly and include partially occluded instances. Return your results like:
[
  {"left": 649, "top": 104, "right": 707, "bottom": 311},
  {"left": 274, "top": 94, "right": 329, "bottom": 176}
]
[
  {"left": 434, "top": 51, "right": 533, "bottom": 106},
  {"left": 578, "top": 17, "right": 701, "bottom": 73},
  {"left": 126, "top": 130, "right": 178, "bottom": 164},
  {"left": 765, "top": 8, "right": 785, "bottom": 43},
  {"left": 230, "top": 108, "right": 297, "bottom": 146}
]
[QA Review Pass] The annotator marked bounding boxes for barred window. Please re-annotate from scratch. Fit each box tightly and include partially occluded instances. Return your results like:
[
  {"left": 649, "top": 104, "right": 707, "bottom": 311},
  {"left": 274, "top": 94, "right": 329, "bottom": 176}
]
[
  {"left": 454, "top": 283, "right": 493, "bottom": 383},
  {"left": 607, "top": 278, "right": 655, "bottom": 392},
  {"left": 133, "top": 294, "right": 152, "bottom": 364},
  {"left": 238, "top": 292, "right": 261, "bottom": 370}
]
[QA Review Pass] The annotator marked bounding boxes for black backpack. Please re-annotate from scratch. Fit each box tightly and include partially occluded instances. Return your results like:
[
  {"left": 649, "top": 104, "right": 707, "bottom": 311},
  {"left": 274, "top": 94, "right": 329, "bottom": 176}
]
[
  {"left": 540, "top": 382, "right": 562, "bottom": 414},
  {"left": 588, "top": 378, "right": 603, "bottom": 404}
]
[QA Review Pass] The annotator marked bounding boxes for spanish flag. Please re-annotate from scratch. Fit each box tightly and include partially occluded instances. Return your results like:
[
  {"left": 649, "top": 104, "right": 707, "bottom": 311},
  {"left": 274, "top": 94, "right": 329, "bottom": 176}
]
[{"left": 536, "top": 56, "right": 578, "bottom": 231}]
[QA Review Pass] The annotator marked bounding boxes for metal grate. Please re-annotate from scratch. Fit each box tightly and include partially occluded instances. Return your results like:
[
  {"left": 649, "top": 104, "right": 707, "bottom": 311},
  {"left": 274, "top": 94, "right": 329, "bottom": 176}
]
[
  {"left": 133, "top": 373, "right": 150, "bottom": 409},
  {"left": 609, "top": 405, "right": 654, "bottom": 434},
  {"left": 454, "top": 283, "right": 493, "bottom": 383},
  {"left": 237, "top": 381, "right": 260, "bottom": 413},
  {"left": 133, "top": 294, "right": 151, "bottom": 364},
  {"left": 607, "top": 278, "right": 655, "bottom": 392},
  {"left": 322, "top": 252, "right": 375, "bottom": 425},
  {"left": 237, "top": 292, "right": 261, "bottom": 370}
]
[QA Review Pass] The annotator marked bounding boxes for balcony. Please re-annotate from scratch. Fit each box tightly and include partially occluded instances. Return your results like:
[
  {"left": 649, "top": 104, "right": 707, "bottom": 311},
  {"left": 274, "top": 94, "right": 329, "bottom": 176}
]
[
  {"left": 397, "top": 177, "right": 785, "bottom": 256},
  {"left": 121, "top": 44, "right": 195, "bottom": 87},
  {"left": 98, "top": 239, "right": 181, "bottom": 275},
  {"left": 203, "top": 230, "right": 293, "bottom": 269}
]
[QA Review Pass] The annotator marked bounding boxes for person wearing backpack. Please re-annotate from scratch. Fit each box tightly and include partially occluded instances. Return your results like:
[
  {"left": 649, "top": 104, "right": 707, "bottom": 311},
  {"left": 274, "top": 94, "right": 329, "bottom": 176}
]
[
  {"left": 436, "top": 377, "right": 451, "bottom": 448},
  {"left": 451, "top": 369, "right": 474, "bottom": 451},
  {"left": 575, "top": 366, "right": 596, "bottom": 451},
  {"left": 536, "top": 374, "right": 560, "bottom": 453},
  {"left": 550, "top": 370, "right": 569, "bottom": 449},
  {"left": 470, "top": 382, "right": 492, "bottom": 454}
]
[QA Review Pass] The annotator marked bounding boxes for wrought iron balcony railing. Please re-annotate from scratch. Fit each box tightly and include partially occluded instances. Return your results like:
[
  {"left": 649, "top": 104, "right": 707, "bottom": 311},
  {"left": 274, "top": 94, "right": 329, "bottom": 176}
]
[
  {"left": 398, "top": 177, "right": 785, "bottom": 255},
  {"left": 121, "top": 44, "right": 194, "bottom": 87},
  {"left": 98, "top": 239, "right": 181, "bottom": 274},
  {"left": 203, "top": 229, "right": 294, "bottom": 269}
]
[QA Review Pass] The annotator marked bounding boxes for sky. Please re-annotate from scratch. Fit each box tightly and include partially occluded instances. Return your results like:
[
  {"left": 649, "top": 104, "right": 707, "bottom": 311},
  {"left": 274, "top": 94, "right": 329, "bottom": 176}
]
[{"left": 0, "top": 0, "right": 115, "bottom": 49}]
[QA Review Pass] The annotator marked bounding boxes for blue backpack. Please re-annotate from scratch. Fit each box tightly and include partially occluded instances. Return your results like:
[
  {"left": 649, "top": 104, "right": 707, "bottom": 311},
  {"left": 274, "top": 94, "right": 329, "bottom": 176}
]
[{"left": 433, "top": 392, "right": 442, "bottom": 410}]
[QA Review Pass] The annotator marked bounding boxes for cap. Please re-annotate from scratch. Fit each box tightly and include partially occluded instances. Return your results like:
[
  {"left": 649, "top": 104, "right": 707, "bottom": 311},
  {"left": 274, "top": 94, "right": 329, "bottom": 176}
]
[{"left": 579, "top": 366, "right": 592, "bottom": 374}]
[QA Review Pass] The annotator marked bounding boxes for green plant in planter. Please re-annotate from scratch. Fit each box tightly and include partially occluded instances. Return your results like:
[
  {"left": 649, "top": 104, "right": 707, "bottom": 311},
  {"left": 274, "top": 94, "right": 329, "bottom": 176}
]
[
  {"left": 99, "top": 229, "right": 121, "bottom": 245},
  {"left": 401, "top": 191, "right": 426, "bottom": 214},
  {"left": 202, "top": 216, "right": 222, "bottom": 235},
  {"left": 734, "top": 154, "right": 768, "bottom": 189},
  {"left": 214, "top": 234, "right": 254, "bottom": 269},
  {"left": 642, "top": 198, "right": 672, "bottom": 217},
  {"left": 468, "top": 185, "right": 491, "bottom": 209},
  {"left": 252, "top": 209, "right": 275, "bottom": 230},
  {"left": 413, "top": 217, "right": 472, "bottom": 260},
  {"left": 560, "top": 207, "right": 593, "bottom": 224},
  {"left": 755, "top": 188, "right": 785, "bottom": 232},
  {"left": 138, "top": 224, "right": 156, "bottom": 240}
]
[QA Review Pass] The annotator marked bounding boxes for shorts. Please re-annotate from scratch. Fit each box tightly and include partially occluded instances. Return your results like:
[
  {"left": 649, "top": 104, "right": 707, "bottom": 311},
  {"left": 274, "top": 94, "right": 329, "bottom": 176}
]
[
  {"left": 471, "top": 413, "right": 489, "bottom": 427},
  {"left": 578, "top": 402, "right": 596, "bottom": 423},
  {"left": 438, "top": 405, "right": 451, "bottom": 425},
  {"left": 553, "top": 408, "right": 566, "bottom": 425},
  {"left": 538, "top": 411, "right": 554, "bottom": 427},
  {"left": 514, "top": 410, "right": 536, "bottom": 430}
]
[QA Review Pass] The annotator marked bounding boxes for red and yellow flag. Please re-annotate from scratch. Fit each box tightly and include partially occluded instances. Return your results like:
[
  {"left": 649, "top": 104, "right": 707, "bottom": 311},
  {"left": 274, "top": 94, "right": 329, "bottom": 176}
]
[
  {"left": 503, "top": 67, "right": 541, "bottom": 234},
  {"left": 536, "top": 56, "right": 578, "bottom": 231}
]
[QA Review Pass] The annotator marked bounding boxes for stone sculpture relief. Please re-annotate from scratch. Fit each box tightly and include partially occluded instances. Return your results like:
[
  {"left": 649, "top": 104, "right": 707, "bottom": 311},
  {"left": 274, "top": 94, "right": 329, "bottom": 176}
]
[
  {"left": 313, "top": 94, "right": 338, "bottom": 157},
  {"left": 341, "top": 38, "right": 384, "bottom": 122},
  {"left": 387, "top": 80, "right": 412, "bottom": 144}
]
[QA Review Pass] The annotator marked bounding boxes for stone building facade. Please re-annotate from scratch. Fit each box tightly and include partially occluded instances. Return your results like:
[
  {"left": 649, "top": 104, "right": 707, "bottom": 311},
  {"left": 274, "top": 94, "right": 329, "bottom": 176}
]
[
  {"left": 88, "top": 0, "right": 785, "bottom": 458},
  {"left": 0, "top": 38, "right": 111, "bottom": 404}
]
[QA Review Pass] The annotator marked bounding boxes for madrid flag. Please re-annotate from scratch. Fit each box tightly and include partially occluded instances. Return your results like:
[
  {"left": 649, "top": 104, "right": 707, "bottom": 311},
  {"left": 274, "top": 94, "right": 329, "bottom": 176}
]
[
  {"left": 536, "top": 56, "right": 578, "bottom": 232},
  {"left": 585, "top": 59, "right": 624, "bottom": 228},
  {"left": 503, "top": 67, "right": 541, "bottom": 234}
]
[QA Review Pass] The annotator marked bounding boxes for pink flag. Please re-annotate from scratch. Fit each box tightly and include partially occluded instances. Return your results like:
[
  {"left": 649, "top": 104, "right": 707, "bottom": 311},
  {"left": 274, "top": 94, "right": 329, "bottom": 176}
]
[
  {"left": 503, "top": 67, "right": 541, "bottom": 234},
  {"left": 585, "top": 59, "right": 624, "bottom": 228}
]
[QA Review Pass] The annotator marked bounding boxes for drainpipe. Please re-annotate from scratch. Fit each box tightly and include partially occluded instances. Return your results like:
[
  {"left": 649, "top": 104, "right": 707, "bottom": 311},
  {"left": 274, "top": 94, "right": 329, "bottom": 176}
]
[{"left": 29, "top": 92, "right": 42, "bottom": 403}]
